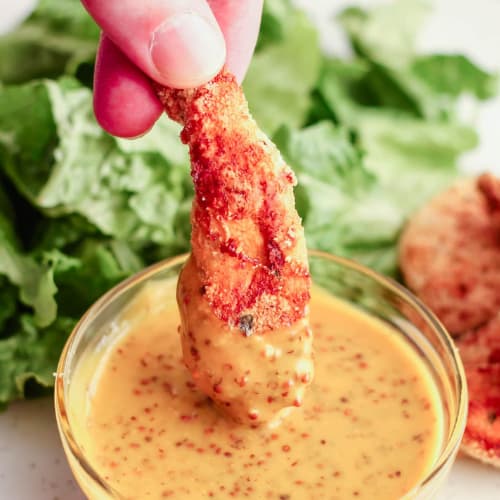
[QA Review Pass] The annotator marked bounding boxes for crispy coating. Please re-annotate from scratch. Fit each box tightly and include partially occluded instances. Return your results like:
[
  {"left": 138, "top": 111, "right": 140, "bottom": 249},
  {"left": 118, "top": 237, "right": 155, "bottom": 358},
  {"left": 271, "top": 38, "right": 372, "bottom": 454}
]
[
  {"left": 399, "top": 175, "right": 500, "bottom": 336},
  {"left": 155, "top": 72, "right": 312, "bottom": 423},
  {"left": 457, "top": 313, "right": 500, "bottom": 467},
  {"left": 156, "top": 71, "right": 310, "bottom": 332}
]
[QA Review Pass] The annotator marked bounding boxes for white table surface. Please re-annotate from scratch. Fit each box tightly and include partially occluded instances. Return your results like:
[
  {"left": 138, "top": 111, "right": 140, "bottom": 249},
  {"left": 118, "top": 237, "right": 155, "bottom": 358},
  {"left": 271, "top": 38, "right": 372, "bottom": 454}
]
[{"left": 1, "top": 1, "right": 500, "bottom": 499}]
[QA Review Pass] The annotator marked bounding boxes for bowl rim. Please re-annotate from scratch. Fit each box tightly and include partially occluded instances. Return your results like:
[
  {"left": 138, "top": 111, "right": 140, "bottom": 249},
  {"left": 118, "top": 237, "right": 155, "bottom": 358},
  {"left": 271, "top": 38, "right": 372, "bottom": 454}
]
[{"left": 54, "top": 250, "right": 468, "bottom": 497}]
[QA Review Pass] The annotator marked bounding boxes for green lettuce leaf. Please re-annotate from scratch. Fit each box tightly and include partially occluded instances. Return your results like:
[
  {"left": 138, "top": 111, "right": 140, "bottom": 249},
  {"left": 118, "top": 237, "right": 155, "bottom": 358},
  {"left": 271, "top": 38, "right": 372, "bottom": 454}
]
[
  {"left": 0, "top": 315, "right": 76, "bottom": 409},
  {"left": 0, "top": 244, "right": 58, "bottom": 328},
  {"left": 0, "top": 75, "right": 193, "bottom": 404},
  {"left": 0, "top": 78, "right": 191, "bottom": 253},
  {"left": 0, "top": 183, "right": 58, "bottom": 327},
  {"left": 337, "top": 1, "right": 498, "bottom": 119},
  {"left": 275, "top": 113, "right": 477, "bottom": 276},
  {"left": 411, "top": 54, "right": 499, "bottom": 100},
  {"left": 49, "top": 241, "right": 142, "bottom": 318},
  {"left": 338, "top": 0, "right": 430, "bottom": 68},
  {"left": 0, "top": 280, "right": 18, "bottom": 333},
  {"left": 244, "top": 0, "right": 321, "bottom": 135},
  {"left": 0, "top": 0, "right": 99, "bottom": 84},
  {"left": 255, "top": 0, "right": 292, "bottom": 51},
  {"left": 311, "top": 58, "right": 371, "bottom": 124},
  {"left": 275, "top": 122, "right": 401, "bottom": 275},
  {"left": 355, "top": 111, "right": 476, "bottom": 245},
  {"left": 274, "top": 121, "right": 374, "bottom": 192}
]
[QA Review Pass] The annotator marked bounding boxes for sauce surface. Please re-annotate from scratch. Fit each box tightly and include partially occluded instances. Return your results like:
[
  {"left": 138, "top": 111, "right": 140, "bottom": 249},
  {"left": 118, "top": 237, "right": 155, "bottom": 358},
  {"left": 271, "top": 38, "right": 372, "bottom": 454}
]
[{"left": 70, "top": 279, "right": 444, "bottom": 499}]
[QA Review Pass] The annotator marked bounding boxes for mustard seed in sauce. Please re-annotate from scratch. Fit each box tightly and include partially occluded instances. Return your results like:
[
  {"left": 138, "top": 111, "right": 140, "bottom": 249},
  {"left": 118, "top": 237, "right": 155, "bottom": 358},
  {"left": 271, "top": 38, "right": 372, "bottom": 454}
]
[{"left": 69, "top": 281, "right": 444, "bottom": 499}]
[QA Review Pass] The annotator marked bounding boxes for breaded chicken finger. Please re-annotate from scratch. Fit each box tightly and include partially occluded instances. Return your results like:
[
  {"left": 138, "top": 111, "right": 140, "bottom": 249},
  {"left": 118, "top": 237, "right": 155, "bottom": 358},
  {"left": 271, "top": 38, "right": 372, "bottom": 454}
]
[
  {"left": 155, "top": 71, "right": 313, "bottom": 424},
  {"left": 399, "top": 175, "right": 500, "bottom": 336}
]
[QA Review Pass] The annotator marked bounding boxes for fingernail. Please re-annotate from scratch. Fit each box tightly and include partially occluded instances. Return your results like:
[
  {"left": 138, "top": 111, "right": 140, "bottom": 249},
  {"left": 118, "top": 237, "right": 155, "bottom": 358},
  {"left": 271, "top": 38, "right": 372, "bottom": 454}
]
[{"left": 150, "top": 13, "right": 226, "bottom": 88}]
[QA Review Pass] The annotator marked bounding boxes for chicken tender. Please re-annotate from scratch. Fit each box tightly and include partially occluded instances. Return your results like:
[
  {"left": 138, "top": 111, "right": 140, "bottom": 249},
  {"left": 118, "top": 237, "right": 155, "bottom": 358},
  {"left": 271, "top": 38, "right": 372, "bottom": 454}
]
[
  {"left": 399, "top": 174, "right": 500, "bottom": 336},
  {"left": 457, "top": 313, "right": 500, "bottom": 467},
  {"left": 155, "top": 71, "right": 312, "bottom": 424}
]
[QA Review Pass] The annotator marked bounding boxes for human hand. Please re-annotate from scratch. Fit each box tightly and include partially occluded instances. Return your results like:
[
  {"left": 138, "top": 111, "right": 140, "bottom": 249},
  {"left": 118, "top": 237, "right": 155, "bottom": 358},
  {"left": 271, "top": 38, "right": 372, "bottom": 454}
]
[{"left": 81, "top": 0, "right": 263, "bottom": 138}]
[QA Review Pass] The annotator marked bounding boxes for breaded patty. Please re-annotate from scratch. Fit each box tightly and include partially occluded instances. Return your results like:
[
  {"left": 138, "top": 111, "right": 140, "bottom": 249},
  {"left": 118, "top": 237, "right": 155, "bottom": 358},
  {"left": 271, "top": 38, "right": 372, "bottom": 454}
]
[{"left": 399, "top": 174, "right": 500, "bottom": 336}]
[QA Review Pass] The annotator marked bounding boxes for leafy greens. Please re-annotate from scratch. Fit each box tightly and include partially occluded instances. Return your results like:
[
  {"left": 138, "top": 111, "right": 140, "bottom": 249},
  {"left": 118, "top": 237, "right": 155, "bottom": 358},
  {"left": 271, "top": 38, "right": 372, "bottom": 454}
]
[{"left": 0, "top": 0, "right": 496, "bottom": 407}]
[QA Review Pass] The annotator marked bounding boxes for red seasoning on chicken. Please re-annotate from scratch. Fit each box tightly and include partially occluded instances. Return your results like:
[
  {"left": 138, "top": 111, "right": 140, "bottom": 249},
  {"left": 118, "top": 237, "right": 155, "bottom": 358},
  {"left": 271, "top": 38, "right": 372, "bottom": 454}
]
[{"left": 155, "top": 71, "right": 313, "bottom": 425}]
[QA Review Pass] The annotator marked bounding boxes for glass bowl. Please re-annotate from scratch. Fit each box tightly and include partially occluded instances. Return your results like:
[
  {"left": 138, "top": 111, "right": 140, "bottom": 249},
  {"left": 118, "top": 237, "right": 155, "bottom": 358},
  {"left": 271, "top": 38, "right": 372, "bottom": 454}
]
[{"left": 54, "top": 251, "right": 467, "bottom": 499}]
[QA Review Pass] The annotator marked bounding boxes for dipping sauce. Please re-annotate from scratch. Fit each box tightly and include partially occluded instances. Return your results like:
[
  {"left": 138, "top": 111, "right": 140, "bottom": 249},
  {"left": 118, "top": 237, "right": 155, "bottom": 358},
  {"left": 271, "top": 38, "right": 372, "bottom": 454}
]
[{"left": 68, "top": 278, "right": 444, "bottom": 499}]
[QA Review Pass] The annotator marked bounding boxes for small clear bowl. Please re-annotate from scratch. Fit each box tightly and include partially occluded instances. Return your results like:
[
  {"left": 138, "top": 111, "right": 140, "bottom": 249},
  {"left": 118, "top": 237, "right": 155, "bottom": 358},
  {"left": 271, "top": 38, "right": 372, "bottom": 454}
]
[{"left": 54, "top": 251, "right": 467, "bottom": 499}]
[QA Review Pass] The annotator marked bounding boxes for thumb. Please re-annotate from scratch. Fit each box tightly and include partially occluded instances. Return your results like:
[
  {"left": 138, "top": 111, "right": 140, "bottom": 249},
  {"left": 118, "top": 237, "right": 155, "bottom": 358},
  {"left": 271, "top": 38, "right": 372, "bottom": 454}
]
[{"left": 82, "top": 0, "right": 226, "bottom": 88}]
